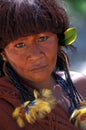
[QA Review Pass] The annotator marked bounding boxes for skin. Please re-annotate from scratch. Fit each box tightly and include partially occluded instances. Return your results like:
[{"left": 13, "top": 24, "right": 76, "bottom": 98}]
[{"left": 2, "top": 32, "right": 60, "bottom": 89}]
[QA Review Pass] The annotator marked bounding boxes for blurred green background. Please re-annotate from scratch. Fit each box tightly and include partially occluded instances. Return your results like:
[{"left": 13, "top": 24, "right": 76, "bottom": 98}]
[
  {"left": 59, "top": 0, "right": 86, "bottom": 75},
  {"left": 62, "top": 0, "right": 86, "bottom": 15}
]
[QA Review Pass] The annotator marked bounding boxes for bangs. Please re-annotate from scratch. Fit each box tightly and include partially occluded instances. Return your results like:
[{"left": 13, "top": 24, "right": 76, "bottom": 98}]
[{"left": 0, "top": 0, "right": 69, "bottom": 48}]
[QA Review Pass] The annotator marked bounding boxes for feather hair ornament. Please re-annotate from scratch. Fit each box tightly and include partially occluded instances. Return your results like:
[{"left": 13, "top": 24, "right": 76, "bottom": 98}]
[
  {"left": 70, "top": 101, "right": 86, "bottom": 130},
  {"left": 12, "top": 89, "right": 57, "bottom": 127},
  {"left": 60, "top": 27, "right": 77, "bottom": 46}
]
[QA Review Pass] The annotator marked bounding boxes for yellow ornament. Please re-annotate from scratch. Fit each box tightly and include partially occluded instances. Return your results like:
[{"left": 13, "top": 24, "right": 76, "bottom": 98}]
[
  {"left": 70, "top": 101, "right": 86, "bottom": 130},
  {"left": 60, "top": 27, "right": 77, "bottom": 46},
  {"left": 12, "top": 89, "right": 57, "bottom": 127}
]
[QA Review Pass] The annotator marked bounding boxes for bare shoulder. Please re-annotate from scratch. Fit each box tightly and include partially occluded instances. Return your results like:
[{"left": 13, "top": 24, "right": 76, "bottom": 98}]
[
  {"left": 57, "top": 71, "right": 86, "bottom": 99},
  {"left": 70, "top": 71, "right": 86, "bottom": 99},
  {"left": 69, "top": 71, "right": 86, "bottom": 83}
]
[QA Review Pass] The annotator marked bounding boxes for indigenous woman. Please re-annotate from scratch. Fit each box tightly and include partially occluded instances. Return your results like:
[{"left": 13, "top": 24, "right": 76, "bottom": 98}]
[{"left": 0, "top": 0, "right": 86, "bottom": 130}]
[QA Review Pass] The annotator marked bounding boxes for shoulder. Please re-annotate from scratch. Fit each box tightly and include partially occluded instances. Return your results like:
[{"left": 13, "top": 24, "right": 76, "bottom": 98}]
[
  {"left": 57, "top": 71, "right": 86, "bottom": 99},
  {"left": 0, "top": 76, "right": 17, "bottom": 90},
  {"left": 0, "top": 76, "right": 11, "bottom": 86},
  {"left": 70, "top": 71, "right": 86, "bottom": 99},
  {"left": 0, "top": 76, "right": 14, "bottom": 94},
  {"left": 69, "top": 71, "right": 86, "bottom": 83},
  {"left": 0, "top": 76, "right": 20, "bottom": 107}
]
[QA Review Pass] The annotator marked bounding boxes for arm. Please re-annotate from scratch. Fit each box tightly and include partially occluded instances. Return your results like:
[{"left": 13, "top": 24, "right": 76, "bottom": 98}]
[{"left": 71, "top": 71, "right": 86, "bottom": 100}]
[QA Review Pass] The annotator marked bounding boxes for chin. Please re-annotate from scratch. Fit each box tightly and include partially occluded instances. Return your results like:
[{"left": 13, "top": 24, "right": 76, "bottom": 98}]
[
  {"left": 24, "top": 69, "right": 52, "bottom": 82},
  {"left": 31, "top": 77, "right": 47, "bottom": 83},
  {"left": 29, "top": 74, "right": 51, "bottom": 83}
]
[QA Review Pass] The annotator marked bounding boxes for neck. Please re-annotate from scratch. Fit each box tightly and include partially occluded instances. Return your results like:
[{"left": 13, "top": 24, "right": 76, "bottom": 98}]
[{"left": 19, "top": 75, "right": 56, "bottom": 91}]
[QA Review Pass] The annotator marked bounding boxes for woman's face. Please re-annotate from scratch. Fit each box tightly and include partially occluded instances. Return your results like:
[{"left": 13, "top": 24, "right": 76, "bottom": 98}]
[{"left": 3, "top": 32, "right": 60, "bottom": 82}]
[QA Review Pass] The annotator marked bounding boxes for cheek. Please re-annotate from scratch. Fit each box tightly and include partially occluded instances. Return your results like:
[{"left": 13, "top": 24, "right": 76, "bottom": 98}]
[
  {"left": 7, "top": 57, "right": 27, "bottom": 78},
  {"left": 5, "top": 47, "right": 26, "bottom": 62},
  {"left": 50, "top": 51, "right": 57, "bottom": 68},
  {"left": 7, "top": 57, "right": 25, "bottom": 73},
  {"left": 47, "top": 41, "right": 58, "bottom": 63},
  {"left": 4, "top": 50, "right": 26, "bottom": 71}
]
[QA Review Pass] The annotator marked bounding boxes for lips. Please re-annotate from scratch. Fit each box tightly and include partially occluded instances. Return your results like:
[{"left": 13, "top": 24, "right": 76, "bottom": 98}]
[{"left": 30, "top": 64, "right": 49, "bottom": 72}]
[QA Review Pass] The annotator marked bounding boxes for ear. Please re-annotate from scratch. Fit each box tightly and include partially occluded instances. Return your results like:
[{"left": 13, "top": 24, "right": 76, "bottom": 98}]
[{"left": 0, "top": 51, "right": 8, "bottom": 61}]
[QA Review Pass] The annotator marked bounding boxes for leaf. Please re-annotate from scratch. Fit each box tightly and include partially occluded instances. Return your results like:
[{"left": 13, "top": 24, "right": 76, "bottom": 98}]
[{"left": 60, "top": 27, "right": 77, "bottom": 46}]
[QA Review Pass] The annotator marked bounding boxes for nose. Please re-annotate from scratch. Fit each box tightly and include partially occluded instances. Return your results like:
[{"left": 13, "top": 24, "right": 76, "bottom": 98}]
[{"left": 27, "top": 44, "right": 43, "bottom": 59}]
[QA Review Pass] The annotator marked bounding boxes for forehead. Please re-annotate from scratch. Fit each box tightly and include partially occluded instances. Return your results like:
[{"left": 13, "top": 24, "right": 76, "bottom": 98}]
[{"left": 9, "top": 32, "right": 57, "bottom": 43}]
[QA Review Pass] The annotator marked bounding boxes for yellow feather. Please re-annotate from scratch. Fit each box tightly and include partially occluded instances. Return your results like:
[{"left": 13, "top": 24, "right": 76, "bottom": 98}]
[
  {"left": 34, "top": 89, "right": 39, "bottom": 98},
  {"left": 17, "top": 117, "right": 25, "bottom": 128},
  {"left": 42, "top": 89, "right": 52, "bottom": 97},
  {"left": 23, "top": 101, "right": 30, "bottom": 107},
  {"left": 25, "top": 113, "right": 33, "bottom": 123},
  {"left": 12, "top": 88, "right": 57, "bottom": 127},
  {"left": 25, "top": 100, "right": 51, "bottom": 124},
  {"left": 12, "top": 107, "right": 20, "bottom": 118},
  {"left": 25, "top": 109, "right": 37, "bottom": 124},
  {"left": 37, "top": 101, "right": 51, "bottom": 112}
]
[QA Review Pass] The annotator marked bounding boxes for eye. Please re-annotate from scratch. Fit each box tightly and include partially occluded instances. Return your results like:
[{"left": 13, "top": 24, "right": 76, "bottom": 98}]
[
  {"left": 37, "top": 36, "right": 48, "bottom": 43},
  {"left": 15, "top": 42, "right": 25, "bottom": 48}
]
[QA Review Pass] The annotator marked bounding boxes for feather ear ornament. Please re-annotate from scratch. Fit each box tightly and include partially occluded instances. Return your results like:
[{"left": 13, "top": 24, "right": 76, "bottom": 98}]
[
  {"left": 70, "top": 101, "right": 86, "bottom": 130},
  {"left": 12, "top": 89, "right": 57, "bottom": 127},
  {"left": 60, "top": 27, "right": 77, "bottom": 46}
]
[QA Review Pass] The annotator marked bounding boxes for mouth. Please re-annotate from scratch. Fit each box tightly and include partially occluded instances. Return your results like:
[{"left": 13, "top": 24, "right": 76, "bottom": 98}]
[{"left": 30, "top": 65, "right": 49, "bottom": 72}]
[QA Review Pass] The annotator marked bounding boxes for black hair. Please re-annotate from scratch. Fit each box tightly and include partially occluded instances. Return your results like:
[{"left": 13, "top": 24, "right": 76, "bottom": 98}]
[{"left": 0, "top": 0, "right": 69, "bottom": 49}]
